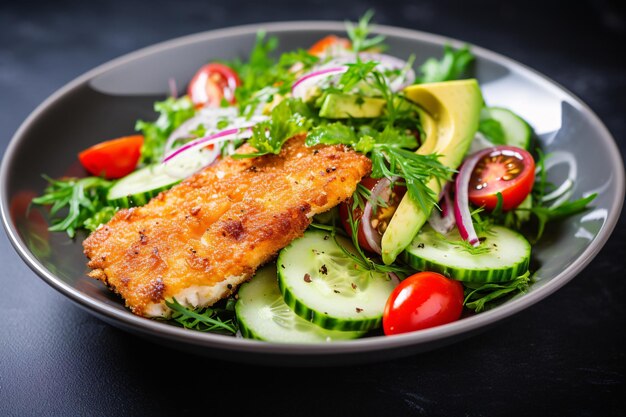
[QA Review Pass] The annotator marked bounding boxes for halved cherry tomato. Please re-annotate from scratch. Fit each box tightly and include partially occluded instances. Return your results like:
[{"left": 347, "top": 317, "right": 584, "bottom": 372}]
[
  {"left": 78, "top": 135, "right": 143, "bottom": 179},
  {"left": 308, "top": 35, "right": 351, "bottom": 57},
  {"left": 338, "top": 176, "right": 406, "bottom": 253},
  {"left": 468, "top": 146, "right": 535, "bottom": 211},
  {"left": 383, "top": 272, "right": 464, "bottom": 335},
  {"left": 187, "top": 63, "right": 241, "bottom": 108}
]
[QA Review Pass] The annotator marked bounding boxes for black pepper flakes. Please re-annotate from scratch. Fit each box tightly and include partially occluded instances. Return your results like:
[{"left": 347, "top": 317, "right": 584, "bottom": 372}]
[
  {"left": 417, "top": 243, "right": 425, "bottom": 249},
  {"left": 351, "top": 283, "right": 357, "bottom": 290},
  {"left": 319, "top": 264, "right": 328, "bottom": 275},
  {"left": 333, "top": 290, "right": 340, "bottom": 294},
  {"left": 304, "top": 273, "right": 312, "bottom": 283},
  {"left": 356, "top": 307, "right": 363, "bottom": 313},
  {"left": 227, "top": 284, "right": 233, "bottom": 289}
]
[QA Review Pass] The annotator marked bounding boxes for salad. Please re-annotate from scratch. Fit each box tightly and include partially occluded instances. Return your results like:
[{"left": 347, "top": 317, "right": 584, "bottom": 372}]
[{"left": 33, "top": 12, "right": 596, "bottom": 342}]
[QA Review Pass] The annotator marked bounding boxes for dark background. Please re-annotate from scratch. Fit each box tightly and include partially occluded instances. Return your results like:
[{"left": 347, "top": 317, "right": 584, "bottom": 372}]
[{"left": 1, "top": 0, "right": 625, "bottom": 416}]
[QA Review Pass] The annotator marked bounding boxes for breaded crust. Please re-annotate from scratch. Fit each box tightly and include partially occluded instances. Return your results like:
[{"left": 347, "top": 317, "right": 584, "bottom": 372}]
[{"left": 83, "top": 135, "right": 371, "bottom": 317}]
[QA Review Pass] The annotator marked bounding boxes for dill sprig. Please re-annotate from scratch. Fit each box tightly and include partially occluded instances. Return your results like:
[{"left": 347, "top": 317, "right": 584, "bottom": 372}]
[{"left": 463, "top": 271, "right": 532, "bottom": 312}]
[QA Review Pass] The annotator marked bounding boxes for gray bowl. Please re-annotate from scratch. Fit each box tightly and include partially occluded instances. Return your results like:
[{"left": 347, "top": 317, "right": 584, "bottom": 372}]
[{"left": 1, "top": 21, "right": 623, "bottom": 366}]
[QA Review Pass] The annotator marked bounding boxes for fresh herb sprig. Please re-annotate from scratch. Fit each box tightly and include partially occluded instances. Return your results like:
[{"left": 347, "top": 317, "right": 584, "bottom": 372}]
[
  {"left": 165, "top": 298, "right": 238, "bottom": 334},
  {"left": 228, "top": 31, "right": 319, "bottom": 117},
  {"left": 463, "top": 271, "right": 532, "bottom": 312},
  {"left": 345, "top": 10, "right": 386, "bottom": 54},
  {"left": 234, "top": 98, "right": 314, "bottom": 158},
  {"left": 31, "top": 176, "right": 116, "bottom": 238},
  {"left": 417, "top": 44, "right": 475, "bottom": 84}
]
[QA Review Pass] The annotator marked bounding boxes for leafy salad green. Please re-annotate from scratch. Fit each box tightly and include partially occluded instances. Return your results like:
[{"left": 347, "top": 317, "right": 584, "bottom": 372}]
[{"left": 32, "top": 12, "right": 596, "bottom": 339}]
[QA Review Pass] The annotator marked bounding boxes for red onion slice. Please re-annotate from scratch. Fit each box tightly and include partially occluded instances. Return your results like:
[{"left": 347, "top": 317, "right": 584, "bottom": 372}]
[
  {"left": 291, "top": 66, "right": 348, "bottom": 99},
  {"left": 162, "top": 126, "right": 254, "bottom": 164},
  {"left": 361, "top": 177, "right": 398, "bottom": 255},
  {"left": 388, "top": 272, "right": 401, "bottom": 286},
  {"left": 454, "top": 149, "right": 492, "bottom": 246},
  {"left": 428, "top": 182, "right": 456, "bottom": 235}
]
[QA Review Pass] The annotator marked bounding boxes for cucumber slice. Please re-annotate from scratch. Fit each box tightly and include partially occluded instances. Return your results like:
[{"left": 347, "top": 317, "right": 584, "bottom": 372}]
[
  {"left": 107, "top": 164, "right": 180, "bottom": 208},
  {"left": 483, "top": 107, "right": 532, "bottom": 150},
  {"left": 277, "top": 230, "right": 397, "bottom": 331},
  {"left": 107, "top": 150, "right": 214, "bottom": 208},
  {"left": 403, "top": 224, "right": 531, "bottom": 283},
  {"left": 235, "top": 265, "right": 365, "bottom": 343}
]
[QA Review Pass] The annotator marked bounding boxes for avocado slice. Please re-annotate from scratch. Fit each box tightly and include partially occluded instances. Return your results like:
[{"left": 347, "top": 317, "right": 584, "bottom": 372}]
[
  {"left": 319, "top": 93, "right": 387, "bottom": 118},
  {"left": 381, "top": 79, "right": 483, "bottom": 264}
]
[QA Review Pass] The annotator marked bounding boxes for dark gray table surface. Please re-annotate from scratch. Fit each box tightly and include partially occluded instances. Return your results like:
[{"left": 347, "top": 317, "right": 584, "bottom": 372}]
[{"left": 1, "top": 0, "right": 624, "bottom": 416}]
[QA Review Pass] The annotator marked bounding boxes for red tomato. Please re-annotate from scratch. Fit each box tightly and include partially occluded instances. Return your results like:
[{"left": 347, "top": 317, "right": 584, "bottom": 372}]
[
  {"left": 338, "top": 176, "right": 406, "bottom": 253},
  {"left": 468, "top": 146, "right": 536, "bottom": 211},
  {"left": 308, "top": 35, "right": 351, "bottom": 56},
  {"left": 187, "top": 63, "right": 241, "bottom": 108},
  {"left": 78, "top": 135, "right": 143, "bottom": 179},
  {"left": 383, "top": 272, "right": 464, "bottom": 335}
]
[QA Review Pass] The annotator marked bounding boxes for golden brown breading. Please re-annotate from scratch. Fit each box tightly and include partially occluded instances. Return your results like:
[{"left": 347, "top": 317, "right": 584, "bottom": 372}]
[{"left": 83, "top": 135, "right": 371, "bottom": 317}]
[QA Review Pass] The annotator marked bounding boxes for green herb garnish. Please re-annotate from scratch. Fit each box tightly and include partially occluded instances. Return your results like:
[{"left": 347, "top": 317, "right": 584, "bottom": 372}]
[
  {"left": 463, "top": 271, "right": 532, "bottom": 312},
  {"left": 345, "top": 10, "right": 386, "bottom": 54},
  {"left": 31, "top": 176, "right": 116, "bottom": 238},
  {"left": 165, "top": 298, "right": 238, "bottom": 334},
  {"left": 136, "top": 96, "right": 195, "bottom": 164},
  {"left": 417, "top": 44, "right": 475, "bottom": 84}
]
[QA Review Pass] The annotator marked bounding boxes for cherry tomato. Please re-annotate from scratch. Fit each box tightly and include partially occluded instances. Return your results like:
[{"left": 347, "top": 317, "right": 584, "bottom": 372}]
[
  {"left": 468, "top": 146, "right": 536, "bottom": 211},
  {"left": 383, "top": 272, "right": 464, "bottom": 335},
  {"left": 187, "top": 63, "right": 241, "bottom": 108},
  {"left": 338, "top": 176, "right": 406, "bottom": 253},
  {"left": 78, "top": 135, "right": 143, "bottom": 179},
  {"left": 308, "top": 35, "right": 351, "bottom": 56}
]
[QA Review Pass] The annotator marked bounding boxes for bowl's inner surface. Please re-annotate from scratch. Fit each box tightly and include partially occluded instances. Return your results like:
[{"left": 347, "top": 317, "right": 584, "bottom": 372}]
[{"left": 2, "top": 24, "right": 619, "bottom": 344}]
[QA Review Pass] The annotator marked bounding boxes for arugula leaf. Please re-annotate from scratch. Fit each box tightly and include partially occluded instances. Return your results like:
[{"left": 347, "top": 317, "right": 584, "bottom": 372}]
[
  {"left": 135, "top": 96, "right": 195, "bottom": 164},
  {"left": 417, "top": 44, "right": 475, "bottom": 83},
  {"left": 525, "top": 193, "right": 597, "bottom": 242},
  {"left": 345, "top": 10, "right": 386, "bottom": 53},
  {"left": 165, "top": 298, "right": 237, "bottom": 334},
  {"left": 32, "top": 176, "right": 116, "bottom": 238}
]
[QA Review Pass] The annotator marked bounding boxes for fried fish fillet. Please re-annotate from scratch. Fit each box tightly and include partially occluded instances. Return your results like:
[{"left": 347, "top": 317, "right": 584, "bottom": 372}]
[{"left": 83, "top": 135, "right": 371, "bottom": 317}]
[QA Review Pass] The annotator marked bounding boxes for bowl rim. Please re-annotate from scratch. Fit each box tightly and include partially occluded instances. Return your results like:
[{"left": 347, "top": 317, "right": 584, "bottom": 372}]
[{"left": 1, "top": 20, "right": 624, "bottom": 357}]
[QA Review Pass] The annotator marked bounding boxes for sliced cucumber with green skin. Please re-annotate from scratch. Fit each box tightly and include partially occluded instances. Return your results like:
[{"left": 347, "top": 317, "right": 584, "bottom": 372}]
[
  {"left": 403, "top": 224, "right": 531, "bottom": 283},
  {"left": 107, "top": 150, "right": 214, "bottom": 208},
  {"left": 235, "top": 265, "right": 365, "bottom": 343},
  {"left": 107, "top": 164, "right": 181, "bottom": 208},
  {"left": 277, "top": 230, "right": 397, "bottom": 331},
  {"left": 483, "top": 107, "right": 533, "bottom": 150}
]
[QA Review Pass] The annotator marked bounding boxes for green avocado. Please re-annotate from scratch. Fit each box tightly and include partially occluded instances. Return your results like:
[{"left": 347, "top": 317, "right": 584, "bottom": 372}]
[
  {"left": 318, "top": 93, "right": 387, "bottom": 118},
  {"left": 381, "top": 79, "right": 483, "bottom": 264}
]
